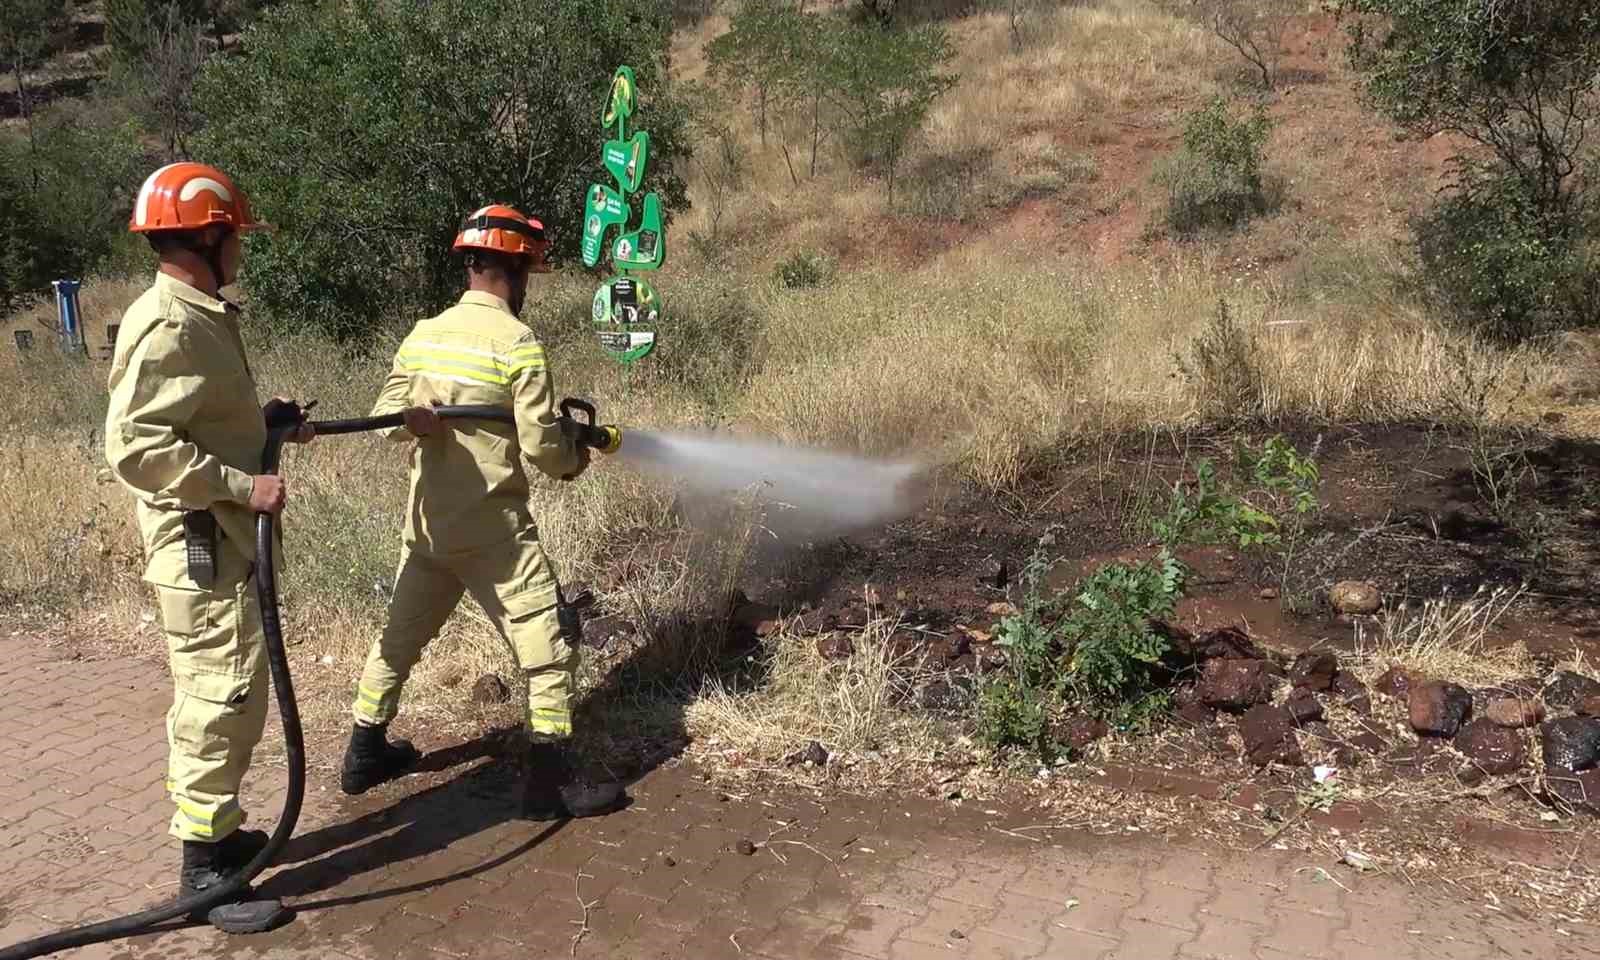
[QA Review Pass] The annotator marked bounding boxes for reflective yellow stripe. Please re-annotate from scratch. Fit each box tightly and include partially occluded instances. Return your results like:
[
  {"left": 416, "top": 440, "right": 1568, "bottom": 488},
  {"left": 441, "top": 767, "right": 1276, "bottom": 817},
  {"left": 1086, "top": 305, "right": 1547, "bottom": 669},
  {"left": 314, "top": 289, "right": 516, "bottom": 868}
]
[
  {"left": 399, "top": 358, "right": 511, "bottom": 386},
  {"left": 174, "top": 798, "right": 241, "bottom": 837},
  {"left": 402, "top": 344, "right": 511, "bottom": 374},
  {"left": 528, "top": 705, "right": 571, "bottom": 736},
  {"left": 356, "top": 685, "right": 386, "bottom": 706}
]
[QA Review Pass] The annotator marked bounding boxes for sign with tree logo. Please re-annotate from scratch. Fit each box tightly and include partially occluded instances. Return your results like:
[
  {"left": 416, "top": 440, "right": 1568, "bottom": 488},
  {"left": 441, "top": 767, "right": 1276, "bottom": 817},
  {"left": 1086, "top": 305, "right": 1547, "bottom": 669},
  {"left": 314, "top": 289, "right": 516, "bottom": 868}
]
[{"left": 584, "top": 65, "right": 665, "bottom": 364}]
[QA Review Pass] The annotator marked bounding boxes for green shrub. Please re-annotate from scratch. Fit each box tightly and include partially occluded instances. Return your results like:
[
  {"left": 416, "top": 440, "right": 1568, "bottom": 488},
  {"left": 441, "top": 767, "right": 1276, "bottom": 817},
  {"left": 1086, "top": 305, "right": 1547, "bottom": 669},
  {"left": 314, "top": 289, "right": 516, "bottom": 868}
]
[
  {"left": 1174, "top": 297, "right": 1264, "bottom": 421},
  {"left": 1153, "top": 435, "right": 1319, "bottom": 550},
  {"left": 775, "top": 250, "right": 834, "bottom": 289},
  {"left": 1413, "top": 170, "right": 1599, "bottom": 344},
  {"left": 1060, "top": 550, "right": 1186, "bottom": 728},
  {"left": 1155, "top": 96, "right": 1275, "bottom": 235}
]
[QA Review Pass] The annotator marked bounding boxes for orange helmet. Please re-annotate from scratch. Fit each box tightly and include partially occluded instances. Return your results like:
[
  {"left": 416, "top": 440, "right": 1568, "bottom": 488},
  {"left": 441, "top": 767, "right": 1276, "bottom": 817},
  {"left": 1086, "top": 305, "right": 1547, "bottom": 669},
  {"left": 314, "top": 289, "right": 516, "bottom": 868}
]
[
  {"left": 454, "top": 204, "right": 551, "bottom": 272},
  {"left": 129, "top": 162, "right": 264, "bottom": 234}
]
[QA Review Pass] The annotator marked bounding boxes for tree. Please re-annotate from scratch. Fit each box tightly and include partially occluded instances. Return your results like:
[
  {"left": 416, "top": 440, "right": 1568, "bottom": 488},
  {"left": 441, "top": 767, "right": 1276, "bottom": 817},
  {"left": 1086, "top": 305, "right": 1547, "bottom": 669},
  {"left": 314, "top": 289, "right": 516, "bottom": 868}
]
[
  {"left": 0, "top": 0, "right": 69, "bottom": 193},
  {"left": 828, "top": 22, "right": 956, "bottom": 201},
  {"left": 110, "top": 2, "right": 208, "bottom": 162},
  {"left": 1187, "top": 0, "right": 1296, "bottom": 90},
  {"left": 194, "top": 0, "right": 691, "bottom": 340},
  {"left": 1339, "top": 0, "right": 1600, "bottom": 338}
]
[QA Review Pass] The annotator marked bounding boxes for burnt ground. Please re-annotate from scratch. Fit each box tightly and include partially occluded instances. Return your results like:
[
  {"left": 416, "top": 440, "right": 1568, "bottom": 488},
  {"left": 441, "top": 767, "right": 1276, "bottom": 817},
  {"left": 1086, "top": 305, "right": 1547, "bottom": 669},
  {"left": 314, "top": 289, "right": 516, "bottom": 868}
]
[{"left": 561, "top": 421, "right": 1600, "bottom": 842}]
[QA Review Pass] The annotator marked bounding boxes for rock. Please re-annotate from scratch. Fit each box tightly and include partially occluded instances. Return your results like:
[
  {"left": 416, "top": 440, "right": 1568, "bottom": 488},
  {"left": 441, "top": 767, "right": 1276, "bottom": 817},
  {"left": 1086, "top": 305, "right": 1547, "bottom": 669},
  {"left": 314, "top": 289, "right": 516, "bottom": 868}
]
[
  {"left": 1329, "top": 580, "right": 1381, "bottom": 616},
  {"left": 1197, "top": 658, "right": 1280, "bottom": 711},
  {"left": 919, "top": 679, "right": 970, "bottom": 712},
  {"left": 1158, "top": 623, "right": 1264, "bottom": 668},
  {"left": 1063, "top": 715, "right": 1109, "bottom": 751},
  {"left": 1335, "top": 731, "right": 1389, "bottom": 766},
  {"left": 1286, "top": 691, "right": 1325, "bottom": 725},
  {"left": 1484, "top": 697, "right": 1545, "bottom": 728},
  {"left": 927, "top": 632, "right": 971, "bottom": 664},
  {"left": 1290, "top": 652, "right": 1339, "bottom": 692},
  {"left": 735, "top": 839, "right": 757, "bottom": 857},
  {"left": 734, "top": 601, "right": 780, "bottom": 633},
  {"left": 1578, "top": 696, "right": 1600, "bottom": 718},
  {"left": 1173, "top": 685, "right": 1215, "bottom": 725},
  {"left": 1332, "top": 672, "right": 1368, "bottom": 699},
  {"left": 1455, "top": 719, "right": 1527, "bottom": 775},
  {"left": 788, "top": 740, "right": 830, "bottom": 767},
  {"left": 1541, "top": 717, "right": 1600, "bottom": 771},
  {"left": 1375, "top": 667, "right": 1414, "bottom": 700},
  {"left": 817, "top": 634, "right": 855, "bottom": 661},
  {"left": 1543, "top": 671, "right": 1600, "bottom": 711},
  {"left": 1259, "top": 586, "right": 1280, "bottom": 600},
  {"left": 470, "top": 674, "right": 511, "bottom": 704},
  {"left": 1301, "top": 721, "right": 1336, "bottom": 744},
  {"left": 987, "top": 601, "right": 1018, "bottom": 617},
  {"left": 1409, "top": 681, "right": 1473, "bottom": 737},
  {"left": 1240, "top": 705, "right": 1303, "bottom": 767},
  {"left": 1547, "top": 767, "right": 1600, "bottom": 815}
]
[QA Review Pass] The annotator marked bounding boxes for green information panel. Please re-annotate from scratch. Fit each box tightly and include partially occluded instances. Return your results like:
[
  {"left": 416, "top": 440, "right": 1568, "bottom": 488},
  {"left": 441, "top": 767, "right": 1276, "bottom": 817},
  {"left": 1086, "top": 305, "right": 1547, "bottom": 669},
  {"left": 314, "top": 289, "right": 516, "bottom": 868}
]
[
  {"left": 585, "top": 64, "right": 665, "bottom": 365},
  {"left": 591, "top": 276, "right": 659, "bottom": 364}
]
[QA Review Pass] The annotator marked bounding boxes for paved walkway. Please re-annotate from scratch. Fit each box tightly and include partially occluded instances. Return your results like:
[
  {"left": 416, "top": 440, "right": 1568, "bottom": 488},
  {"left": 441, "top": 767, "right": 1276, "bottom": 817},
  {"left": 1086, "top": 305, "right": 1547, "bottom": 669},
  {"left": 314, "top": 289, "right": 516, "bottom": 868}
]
[{"left": 0, "top": 635, "right": 1587, "bottom": 960}]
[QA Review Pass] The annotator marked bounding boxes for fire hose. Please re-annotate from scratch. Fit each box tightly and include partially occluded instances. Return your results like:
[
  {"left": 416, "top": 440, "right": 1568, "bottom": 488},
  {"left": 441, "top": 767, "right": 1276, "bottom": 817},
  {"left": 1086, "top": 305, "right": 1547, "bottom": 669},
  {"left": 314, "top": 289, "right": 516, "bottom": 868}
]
[{"left": 0, "top": 400, "right": 620, "bottom": 960}]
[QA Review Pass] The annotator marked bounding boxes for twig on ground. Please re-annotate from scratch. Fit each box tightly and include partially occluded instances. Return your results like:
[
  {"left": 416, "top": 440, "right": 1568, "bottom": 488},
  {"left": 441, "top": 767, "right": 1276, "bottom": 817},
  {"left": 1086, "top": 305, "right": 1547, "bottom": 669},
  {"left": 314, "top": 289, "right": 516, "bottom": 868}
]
[{"left": 569, "top": 861, "right": 600, "bottom": 957}]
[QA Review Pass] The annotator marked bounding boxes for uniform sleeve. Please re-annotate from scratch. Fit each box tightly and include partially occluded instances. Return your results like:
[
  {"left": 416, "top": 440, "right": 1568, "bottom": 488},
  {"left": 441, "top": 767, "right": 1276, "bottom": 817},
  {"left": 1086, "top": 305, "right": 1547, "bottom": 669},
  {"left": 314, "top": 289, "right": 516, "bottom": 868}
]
[
  {"left": 508, "top": 333, "right": 582, "bottom": 480},
  {"left": 105, "top": 321, "right": 256, "bottom": 508},
  {"left": 368, "top": 349, "right": 415, "bottom": 442}
]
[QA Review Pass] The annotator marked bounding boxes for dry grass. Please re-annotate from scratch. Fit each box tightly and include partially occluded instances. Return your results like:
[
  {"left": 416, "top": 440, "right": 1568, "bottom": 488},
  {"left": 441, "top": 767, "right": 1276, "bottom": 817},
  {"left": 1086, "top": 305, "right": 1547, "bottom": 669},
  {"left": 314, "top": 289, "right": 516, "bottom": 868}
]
[{"left": 1349, "top": 586, "right": 1536, "bottom": 687}]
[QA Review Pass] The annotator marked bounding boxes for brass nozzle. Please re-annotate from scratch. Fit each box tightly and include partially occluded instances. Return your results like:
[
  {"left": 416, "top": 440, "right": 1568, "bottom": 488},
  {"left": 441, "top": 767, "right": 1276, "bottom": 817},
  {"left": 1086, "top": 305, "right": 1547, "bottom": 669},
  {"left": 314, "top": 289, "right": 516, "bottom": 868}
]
[{"left": 599, "top": 426, "right": 622, "bottom": 454}]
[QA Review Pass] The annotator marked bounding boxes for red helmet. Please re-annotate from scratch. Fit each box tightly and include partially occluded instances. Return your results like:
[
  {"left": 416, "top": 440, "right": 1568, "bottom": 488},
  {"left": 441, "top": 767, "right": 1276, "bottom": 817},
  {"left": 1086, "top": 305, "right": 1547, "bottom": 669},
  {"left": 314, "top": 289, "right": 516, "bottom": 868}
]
[
  {"left": 454, "top": 204, "right": 551, "bottom": 272},
  {"left": 129, "top": 162, "right": 265, "bottom": 233}
]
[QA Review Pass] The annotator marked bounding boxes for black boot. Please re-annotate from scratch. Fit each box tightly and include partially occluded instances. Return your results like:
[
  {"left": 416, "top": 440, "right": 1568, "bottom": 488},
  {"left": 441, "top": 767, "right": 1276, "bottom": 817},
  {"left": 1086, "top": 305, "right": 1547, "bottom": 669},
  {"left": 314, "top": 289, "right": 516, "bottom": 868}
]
[
  {"left": 180, "top": 840, "right": 291, "bottom": 934},
  {"left": 520, "top": 740, "right": 626, "bottom": 821},
  {"left": 340, "top": 722, "right": 421, "bottom": 795},
  {"left": 216, "top": 828, "right": 271, "bottom": 871}
]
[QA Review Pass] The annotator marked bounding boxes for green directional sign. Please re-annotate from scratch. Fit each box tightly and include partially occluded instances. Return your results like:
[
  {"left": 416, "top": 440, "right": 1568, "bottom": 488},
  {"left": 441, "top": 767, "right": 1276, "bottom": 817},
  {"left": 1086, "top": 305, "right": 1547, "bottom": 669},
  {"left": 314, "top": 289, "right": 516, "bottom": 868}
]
[
  {"left": 591, "top": 275, "right": 658, "bottom": 363},
  {"left": 580, "top": 183, "right": 629, "bottom": 269},
  {"left": 603, "top": 130, "right": 649, "bottom": 194},
  {"left": 586, "top": 64, "right": 665, "bottom": 365},
  {"left": 612, "top": 193, "right": 665, "bottom": 272},
  {"left": 601, "top": 66, "right": 636, "bottom": 130}
]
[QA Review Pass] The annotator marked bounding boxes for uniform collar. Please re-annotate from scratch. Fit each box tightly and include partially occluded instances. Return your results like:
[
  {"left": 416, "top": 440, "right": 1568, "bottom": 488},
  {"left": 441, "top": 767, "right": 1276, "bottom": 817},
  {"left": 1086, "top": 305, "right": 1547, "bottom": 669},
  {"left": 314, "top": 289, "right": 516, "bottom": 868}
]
[
  {"left": 156, "top": 271, "right": 233, "bottom": 315},
  {"left": 459, "top": 290, "right": 513, "bottom": 314}
]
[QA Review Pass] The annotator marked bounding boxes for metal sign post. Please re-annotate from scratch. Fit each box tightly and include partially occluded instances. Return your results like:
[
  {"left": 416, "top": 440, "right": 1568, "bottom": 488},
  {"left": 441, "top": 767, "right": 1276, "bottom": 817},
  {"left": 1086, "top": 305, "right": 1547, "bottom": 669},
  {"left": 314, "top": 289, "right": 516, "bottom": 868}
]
[
  {"left": 53, "top": 279, "right": 86, "bottom": 356},
  {"left": 584, "top": 65, "right": 665, "bottom": 365}
]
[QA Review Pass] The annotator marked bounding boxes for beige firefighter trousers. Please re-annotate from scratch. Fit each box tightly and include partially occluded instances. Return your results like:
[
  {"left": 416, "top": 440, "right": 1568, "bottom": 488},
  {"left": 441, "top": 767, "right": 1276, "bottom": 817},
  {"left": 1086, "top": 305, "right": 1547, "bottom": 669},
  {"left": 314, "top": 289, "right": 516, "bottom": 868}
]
[
  {"left": 157, "top": 543, "right": 267, "bottom": 843},
  {"left": 353, "top": 527, "right": 577, "bottom": 738}
]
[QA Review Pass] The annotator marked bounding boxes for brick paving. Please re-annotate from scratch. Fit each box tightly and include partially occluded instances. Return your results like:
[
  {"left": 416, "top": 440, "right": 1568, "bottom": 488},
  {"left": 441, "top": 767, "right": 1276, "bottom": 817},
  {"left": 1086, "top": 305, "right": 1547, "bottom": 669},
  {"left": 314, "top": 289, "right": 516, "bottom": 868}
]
[{"left": 0, "top": 635, "right": 1588, "bottom": 960}]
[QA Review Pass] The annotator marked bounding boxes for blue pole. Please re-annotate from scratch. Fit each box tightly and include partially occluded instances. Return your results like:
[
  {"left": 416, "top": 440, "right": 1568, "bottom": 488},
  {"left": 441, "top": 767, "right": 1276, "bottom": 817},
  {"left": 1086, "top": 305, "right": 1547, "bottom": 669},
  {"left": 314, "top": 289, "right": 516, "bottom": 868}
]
[{"left": 53, "top": 279, "right": 84, "bottom": 354}]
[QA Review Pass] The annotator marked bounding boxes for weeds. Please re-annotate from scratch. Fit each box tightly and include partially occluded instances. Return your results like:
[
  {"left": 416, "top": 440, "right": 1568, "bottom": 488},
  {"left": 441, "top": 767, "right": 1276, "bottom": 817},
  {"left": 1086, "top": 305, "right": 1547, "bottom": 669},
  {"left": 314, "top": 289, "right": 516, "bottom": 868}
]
[
  {"left": 979, "top": 548, "right": 1189, "bottom": 757},
  {"left": 774, "top": 249, "right": 834, "bottom": 289},
  {"left": 1352, "top": 585, "right": 1531, "bottom": 687}
]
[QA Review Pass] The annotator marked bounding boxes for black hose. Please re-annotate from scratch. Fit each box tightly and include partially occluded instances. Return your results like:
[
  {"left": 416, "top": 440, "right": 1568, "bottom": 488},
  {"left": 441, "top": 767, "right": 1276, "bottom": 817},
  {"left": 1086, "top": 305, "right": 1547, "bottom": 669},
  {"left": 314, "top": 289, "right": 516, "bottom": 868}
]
[{"left": 0, "top": 405, "right": 515, "bottom": 960}]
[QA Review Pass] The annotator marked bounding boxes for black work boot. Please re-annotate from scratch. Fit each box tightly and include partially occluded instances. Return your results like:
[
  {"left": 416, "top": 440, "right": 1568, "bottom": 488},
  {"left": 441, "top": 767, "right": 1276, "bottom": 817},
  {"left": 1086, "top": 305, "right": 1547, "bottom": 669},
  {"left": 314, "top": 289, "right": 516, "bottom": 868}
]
[
  {"left": 340, "top": 722, "right": 421, "bottom": 795},
  {"left": 520, "top": 740, "right": 627, "bottom": 821},
  {"left": 215, "top": 828, "right": 271, "bottom": 871},
  {"left": 180, "top": 840, "right": 291, "bottom": 934}
]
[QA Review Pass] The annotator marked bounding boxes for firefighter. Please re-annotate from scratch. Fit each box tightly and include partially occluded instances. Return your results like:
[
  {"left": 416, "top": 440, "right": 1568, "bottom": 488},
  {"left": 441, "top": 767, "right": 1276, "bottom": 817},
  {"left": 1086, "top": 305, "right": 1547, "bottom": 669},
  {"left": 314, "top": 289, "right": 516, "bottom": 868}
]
[
  {"left": 105, "top": 161, "right": 312, "bottom": 933},
  {"left": 341, "top": 204, "right": 624, "bottom": 819}
]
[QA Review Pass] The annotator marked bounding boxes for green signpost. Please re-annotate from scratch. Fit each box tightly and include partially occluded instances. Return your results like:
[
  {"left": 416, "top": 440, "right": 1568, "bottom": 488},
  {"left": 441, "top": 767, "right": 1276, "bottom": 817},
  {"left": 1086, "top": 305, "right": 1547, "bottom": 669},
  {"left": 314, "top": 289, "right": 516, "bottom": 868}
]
[{"left": 585, "top": 65, "right": 664, "bottom": 364}]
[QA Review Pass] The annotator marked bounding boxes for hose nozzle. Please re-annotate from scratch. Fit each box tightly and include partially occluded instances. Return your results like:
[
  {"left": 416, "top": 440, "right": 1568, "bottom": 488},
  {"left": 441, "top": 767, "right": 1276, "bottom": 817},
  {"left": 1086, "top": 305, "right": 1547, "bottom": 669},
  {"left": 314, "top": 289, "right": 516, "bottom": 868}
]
[{"left": 559, "top": 398, "right": 622, "bottom": 454}]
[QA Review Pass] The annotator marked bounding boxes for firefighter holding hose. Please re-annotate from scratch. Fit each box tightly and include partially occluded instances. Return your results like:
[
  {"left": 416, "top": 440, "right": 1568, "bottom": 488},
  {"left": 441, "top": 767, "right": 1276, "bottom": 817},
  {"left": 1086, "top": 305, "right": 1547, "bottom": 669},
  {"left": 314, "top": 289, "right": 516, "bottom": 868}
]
[
  {"left": 339, "top": 204, "right": 625, "bottom": 820},
  {"left": 104, "top": 162, "right": 310, "bottom": 934}
]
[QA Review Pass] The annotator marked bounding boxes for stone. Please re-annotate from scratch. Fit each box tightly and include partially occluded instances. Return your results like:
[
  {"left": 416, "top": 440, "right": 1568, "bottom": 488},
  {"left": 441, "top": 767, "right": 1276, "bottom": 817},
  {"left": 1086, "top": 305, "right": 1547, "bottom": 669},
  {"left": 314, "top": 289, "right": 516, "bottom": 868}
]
[
  {"left": 1409, "top": 681, "right": 1473, "bottom": 737},
  {"left": 1484, "top": 697, "right": 1545, "bottom": 728},
  {"left": 817, "top": 634, "right": 855, "bottom": 661},
  {"left": 1332, "top": 672, "right": 1368, "bottom": 699},
  {"left": 800, "top": 741, "right": 830, "bottom": 767},
  {"left": 1455, "top": 719, "right": 1527, "bottom": 775},
  {"left": 1329, "top": 580, "right": 1381, "bottom": 615},
  {"left": 919, "top": 679, "right": 970, "bottom": 712},
  {"left": 735, "top": 839, "right": 757, "bottom": 856},
  {"left": 1259, "top": 586, "right": 1280, "bottom": 600},
  {"left": 1543, "top": 671, "right": 1600, "bottom": 711},
  {"left": 1173, "top": 685, "right": 1215, "bottom": 725},
  {"left": 1063, "top": 715, "right": 1109, "bottom": 751},
  {"left": 1158, "top": 622, "right": 1264, "bottom": 668},
  {"left": 1240, "top": 705, "right": 1303, "bottom": 766},
  {"left": 1541, "top": 717, "right": 1600, "bottom": 772},
  {"left": 1290, "top": 652, "right": 1339, "bottom": 692},
  {"left": 1578, "top": 696, "right": 1600, "bottom": 718},
  {"left": 1375, "top": 667, "right": 1414, "bottom": 700},
  {"left": 1286, "top": 691, "right": 1325, "bottom": 725},
  {"left": 927, "top": 632, "right": 971, "bottom": 664},
  {"left": 987, "top": 601, "right": 1019, "bottom": 617},
  {"left": 470, "top": 674, "right": 511, "bottom": 704},
  {"left": 1197, "top": 658, "right": 1281, "bottom": 711},
  {"left": 1547, "top": 767, "right": 1600, "bottom": 815}
]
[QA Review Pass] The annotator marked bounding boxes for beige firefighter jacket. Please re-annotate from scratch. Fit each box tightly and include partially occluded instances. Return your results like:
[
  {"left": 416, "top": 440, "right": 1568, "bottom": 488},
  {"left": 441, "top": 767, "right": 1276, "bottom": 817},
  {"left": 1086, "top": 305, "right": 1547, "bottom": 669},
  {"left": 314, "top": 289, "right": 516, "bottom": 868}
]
[
  {"left": 104, "top": 272, "right": 268, "bottom": 588},
  {"left": 372, "top": 290, "right": 583, "bottom": 557}
]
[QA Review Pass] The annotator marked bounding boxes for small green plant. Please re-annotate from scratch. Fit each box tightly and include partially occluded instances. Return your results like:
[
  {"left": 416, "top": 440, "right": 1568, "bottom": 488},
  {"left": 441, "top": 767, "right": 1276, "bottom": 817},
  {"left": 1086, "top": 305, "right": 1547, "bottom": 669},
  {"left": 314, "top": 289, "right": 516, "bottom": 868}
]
[
  {"left": 1153, "top": 459, "right": 1278, "bottom": 549},
  {"left": 1060, "top": 549, "right": 1187, "bottom": 728},
  {"left": 1175, "top": 298, "right": 1264, "bottom": 421},
  {"left": 1154, "top": 96, "right": 1275, "bottom": 236},
  {"left": 774, "top": 249, "right": 834, "bottom": 289},
  {"left": 1301, "top": 778, "right": 1340, "bottom": 813},
  {"left": 979, "top": 553, "right": 1063, "bottom": 754}
]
